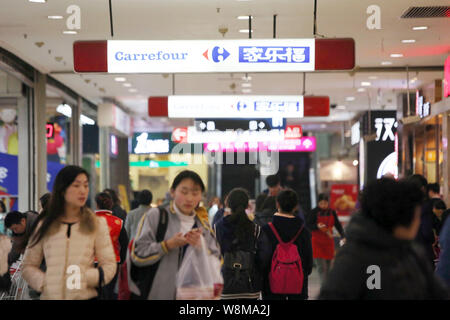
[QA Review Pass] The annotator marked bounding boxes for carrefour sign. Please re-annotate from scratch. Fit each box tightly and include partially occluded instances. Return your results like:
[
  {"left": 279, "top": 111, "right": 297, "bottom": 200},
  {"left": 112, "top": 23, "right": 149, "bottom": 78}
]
[
  {"left": 107, "top": 39, "right": 315, "bottom": 73},
  {"left": 168, "top": 96, "right": 303, "bottom": 118}
]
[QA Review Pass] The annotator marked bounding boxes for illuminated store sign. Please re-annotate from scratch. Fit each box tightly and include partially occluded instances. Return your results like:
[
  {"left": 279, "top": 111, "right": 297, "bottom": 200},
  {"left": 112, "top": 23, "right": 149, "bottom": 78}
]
[
  {"left": 168, "top": 96, "right": 304, "bottom": 118},
  {"left": 194, "top": 118, "right": 286, "bottom": 132},
  {"left": 351, "top": 122, "right": 360, "bottom": 146},
  {"left": 75, "top": 39, "right": 355, "bottom": 73},
  {"left": 416, "top": 90, "right": 431, "bottom": 119},
  {"left": 204, "top": 136, "right": 316, "bottom": 152},
  {"left": 185, "top": 126, "right": 285, "bottom": 144},
  {"left": 107, "top": 39, "right": 315, "bottom": 73}
]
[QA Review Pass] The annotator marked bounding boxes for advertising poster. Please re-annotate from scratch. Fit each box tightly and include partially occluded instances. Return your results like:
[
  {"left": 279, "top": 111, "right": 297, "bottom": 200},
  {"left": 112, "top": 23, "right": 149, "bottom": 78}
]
[
  {"left": 330, "top": 184, "right": 358, "bottom": 229},
  {"left": 0, "top": 152, "right": 65, "bottom": 211}
]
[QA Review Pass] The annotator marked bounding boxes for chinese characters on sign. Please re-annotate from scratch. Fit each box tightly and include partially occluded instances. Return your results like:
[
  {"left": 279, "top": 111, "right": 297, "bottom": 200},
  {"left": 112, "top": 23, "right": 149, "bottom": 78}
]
[{"left": 239, "top": 46, "right": 309, "bottom": 63}]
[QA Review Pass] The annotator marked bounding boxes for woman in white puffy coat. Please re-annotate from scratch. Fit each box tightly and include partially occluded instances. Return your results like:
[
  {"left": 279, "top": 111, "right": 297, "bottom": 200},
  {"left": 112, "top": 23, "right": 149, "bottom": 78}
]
[{"left": 22, "top": 166, "right": 116, "bottom": 300}]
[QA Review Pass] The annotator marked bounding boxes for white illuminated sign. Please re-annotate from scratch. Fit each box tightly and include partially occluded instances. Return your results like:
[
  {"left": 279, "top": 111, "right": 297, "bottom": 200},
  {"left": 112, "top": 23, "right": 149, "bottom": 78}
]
[
  {"left": 186, "top": 126, "right": 285, "bottom": 144},
  {"left": 133, "top": 133, "right": 170, "bottom": 154},
  {"left": 107, "top": 39, "right": 315, "bottom": 73},
  {"left": 374, "top": 118, "right": 396, "bottom": 142},
  {"left": 351, "top": 122, "right": 360, "bottom": 146},
  {"left": 168, "top": 96, "right": 304, "bottom": 118},
  {"left": 376, "top": 152, "right": 398, "bottom": 179}
]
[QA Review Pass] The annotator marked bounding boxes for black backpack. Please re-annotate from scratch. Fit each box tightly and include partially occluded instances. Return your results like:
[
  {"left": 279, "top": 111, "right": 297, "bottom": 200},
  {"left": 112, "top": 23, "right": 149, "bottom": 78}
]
[
  {"left": 130, "top": 206, "right": 168, "bottom": 300},
  {"left": 221, "top": 224, "right": 262, "bottom": 295}
]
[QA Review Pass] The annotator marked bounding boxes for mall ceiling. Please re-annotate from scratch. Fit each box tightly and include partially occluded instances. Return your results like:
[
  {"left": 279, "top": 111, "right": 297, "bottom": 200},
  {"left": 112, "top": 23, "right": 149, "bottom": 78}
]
[{"left": 0, "top": 0, "right": 449, "bottom": 130}]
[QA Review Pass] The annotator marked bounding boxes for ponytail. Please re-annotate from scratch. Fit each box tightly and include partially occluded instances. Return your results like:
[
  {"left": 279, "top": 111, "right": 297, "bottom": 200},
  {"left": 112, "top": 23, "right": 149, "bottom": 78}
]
[{"left": 226, "top": 188, "right": 254, "bottom": 243}]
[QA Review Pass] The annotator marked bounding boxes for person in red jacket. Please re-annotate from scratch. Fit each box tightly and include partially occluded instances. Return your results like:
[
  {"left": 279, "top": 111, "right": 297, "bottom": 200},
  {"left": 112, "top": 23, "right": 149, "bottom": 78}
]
[
  {"left": 306, "top": 194, "right": 346, "bottom": 285},
  {"left": 95, "top": 192, "right": 129, "bottom": 300}
]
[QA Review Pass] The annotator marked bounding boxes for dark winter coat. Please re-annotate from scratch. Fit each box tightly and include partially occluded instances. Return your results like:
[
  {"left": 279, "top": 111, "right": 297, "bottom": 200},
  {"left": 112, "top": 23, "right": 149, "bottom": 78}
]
[
  {"left": 319, "top": 213, "right": 449, "bottom": 300},
  {"left": 8, "top": 211, "right": 38, "bottom": 265},
  {"left": 253, "top": 208, "right": 276, "bottom": 227},
  {"left": 257, "top": 215, "right": 313, "bottom": 300},
  {"left": 112, "top": 204, "right": 127, "bottom": 223},
  {"left": 215, "top": 216, "right": 262, "bottom": 299},
  {"left": 416, "top": 198, "right": 438, "bottom": 268}
]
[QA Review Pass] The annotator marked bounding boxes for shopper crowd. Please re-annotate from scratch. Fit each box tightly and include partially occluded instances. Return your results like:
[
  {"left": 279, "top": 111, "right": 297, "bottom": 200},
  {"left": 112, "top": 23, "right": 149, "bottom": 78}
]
[{"left": 0, "top": 167, "right": 449, "bottom": 300}]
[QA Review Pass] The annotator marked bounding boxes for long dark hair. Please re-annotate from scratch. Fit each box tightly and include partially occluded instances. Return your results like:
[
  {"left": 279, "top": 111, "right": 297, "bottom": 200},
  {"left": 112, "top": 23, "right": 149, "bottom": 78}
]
[
  {"left": 29, "top": 165, "right": 90, "bottom": 247},
  {"left": 226, "top": 188, "right": 254, "bottom": 244}
]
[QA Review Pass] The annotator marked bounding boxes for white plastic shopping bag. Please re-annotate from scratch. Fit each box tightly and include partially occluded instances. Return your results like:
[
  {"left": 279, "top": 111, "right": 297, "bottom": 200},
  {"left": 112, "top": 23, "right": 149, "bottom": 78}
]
[{"left": 176, "top": 235, "right": 223, "bottom": 300}]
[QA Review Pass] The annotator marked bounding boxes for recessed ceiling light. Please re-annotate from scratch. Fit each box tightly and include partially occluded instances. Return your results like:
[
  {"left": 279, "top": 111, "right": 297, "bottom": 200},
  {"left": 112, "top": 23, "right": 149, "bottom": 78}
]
[
  {"left": 237, "top": 16, "right": 253, "bottom": 20},
  {"left": 129, "top": 89, "right": 138, "bottom": 93},
  {"left": 361, "top": 82, "right": 371, "bottom": 87},
  {"left": 402, "top": 39, "right": 416, "bottom": 43},
  {"left": 115, "top": 77, "right": 126, "bottom": 82},
  {"left": 357, "top": 88, "right": 366, "bottom": 92},
  {"left": 390, "top": 53, "right": 404, "bottom": 58},
  {"left": 29, "top": 0, "right": 46, "bottom": 3},
  {"left": 345, "top": 97, "right": 355, "bottom": 102},
  {"left": 48, "top": 15, "right": 63, "bottom": 19},
  {"left": 337, "top": 105, "right": 347, "bottom": 110},
  {"left": 242, "top": 89, "right": 252, "bottom": 93},
  {"left": 62, "top": 30, "right": 77, "bottom": 35},
  {"left": 368, "top": 76, "right": 378, "bottom": 80},
  {"left": 381, "top": 61, "right": 393, "bottom": 65},
  {"left": 413, "top": 26, "right": 428, "bottom": 31},
  {"left": 239, "top": 29, "right": 253, "bottom": 33},
  {"left": 242, "top": 76, "right": 252, "bottom": 81},
  {"left": 123, "top": 83, "right": 132, "bottom": 87},
  {"left": 242, "top": 83, "right": 252, "bottom": 88}
]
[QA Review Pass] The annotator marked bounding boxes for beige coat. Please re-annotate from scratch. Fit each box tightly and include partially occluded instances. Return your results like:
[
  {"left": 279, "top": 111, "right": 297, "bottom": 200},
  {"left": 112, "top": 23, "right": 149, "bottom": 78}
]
[
  {"left": 22, "top": 208, "right": 117, "bottom": 300},
  {"left": 0, "top": 235, "right": 12, "bottom": 275}
]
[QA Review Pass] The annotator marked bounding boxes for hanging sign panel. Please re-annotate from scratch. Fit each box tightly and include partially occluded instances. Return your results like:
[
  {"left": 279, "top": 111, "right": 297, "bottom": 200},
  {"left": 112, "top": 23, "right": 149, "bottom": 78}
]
[
  {"left": 169, "top": 95, "right": 303, "bottom": 118},
  {"left": 203, "top": 136, "right": 317, "bottom": 152},
  {"left": 149, "top": 95, "right": 330, "bottom": 118},
  {"left": 73, "top": 39, "right": 354, "bottom": 73}
]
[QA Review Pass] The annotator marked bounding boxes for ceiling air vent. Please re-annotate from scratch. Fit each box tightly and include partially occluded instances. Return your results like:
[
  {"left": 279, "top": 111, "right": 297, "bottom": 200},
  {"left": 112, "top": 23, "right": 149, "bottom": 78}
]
[{"left": 401, "top": 6, "right": 450, "bottom": 18}]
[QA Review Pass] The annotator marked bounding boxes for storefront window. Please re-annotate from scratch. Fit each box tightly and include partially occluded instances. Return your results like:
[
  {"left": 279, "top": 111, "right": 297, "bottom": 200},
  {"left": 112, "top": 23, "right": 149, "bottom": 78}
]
[{"left": 0, "top": 69, "right": 22, "bottom": 215}]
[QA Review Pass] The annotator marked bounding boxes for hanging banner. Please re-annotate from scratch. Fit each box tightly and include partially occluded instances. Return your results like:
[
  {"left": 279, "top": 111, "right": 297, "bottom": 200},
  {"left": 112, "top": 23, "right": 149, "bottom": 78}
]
[
  {"left": 74, "top": 38, "right": 355, "bottom": 73},
  {"left": 169, "top": 95, "right": 304, "bottom": 118},
  {"left": 149, "top": 95, "right": 330, "bottom": 118},
  {"left": 204, "top": 136, "right": 316, "bottom": 152}
]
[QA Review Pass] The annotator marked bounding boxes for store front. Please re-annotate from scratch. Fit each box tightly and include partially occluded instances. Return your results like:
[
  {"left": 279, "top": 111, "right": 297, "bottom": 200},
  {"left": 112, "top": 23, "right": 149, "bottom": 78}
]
[
  {"left": 129, "top": 131, "right": 208, "bottom": 205},
  {"left": 0, "top": 47, "right": 99, "bottom": 218}
]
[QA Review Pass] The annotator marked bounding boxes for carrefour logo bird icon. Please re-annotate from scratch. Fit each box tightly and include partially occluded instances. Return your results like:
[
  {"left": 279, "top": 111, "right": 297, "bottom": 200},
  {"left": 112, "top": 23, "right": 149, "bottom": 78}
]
[{"left": 203, "top": 46, "right": 230, "bottom": 63}]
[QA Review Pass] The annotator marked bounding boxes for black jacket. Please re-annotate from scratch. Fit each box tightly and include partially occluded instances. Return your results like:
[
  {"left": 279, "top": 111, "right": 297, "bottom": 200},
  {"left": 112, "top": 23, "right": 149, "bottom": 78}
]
[
  {"left": 306, "top": 207, "right": 346, "bottom": 238},
  {"left": 416, "top": 199, "right": 438, "bottom": 267},
  {"left": 257, "top": 215, "right": 313, "bottom": 300},
  {"left": 319, "top": 213, "right": 449, "bottom": 300},
  {"left": 254, "top": 208, "right": 276, "bottom": 227},
  {"left": 112, "top": 204, "right": 127, "bottom": 223},
  {"left": 215, "top": 216, "right": 259, "bottom": 255}
]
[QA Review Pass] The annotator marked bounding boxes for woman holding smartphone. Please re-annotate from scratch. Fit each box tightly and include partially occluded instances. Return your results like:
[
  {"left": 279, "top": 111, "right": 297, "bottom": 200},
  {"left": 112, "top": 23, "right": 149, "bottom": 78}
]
[{"left": 131, "top": 170, "right": 221, "bottom": 300}]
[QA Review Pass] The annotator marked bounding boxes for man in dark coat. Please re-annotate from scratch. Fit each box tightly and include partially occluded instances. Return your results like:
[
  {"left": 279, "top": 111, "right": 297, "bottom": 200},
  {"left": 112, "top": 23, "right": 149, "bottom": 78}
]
[
  {"left": 319, "top": 178, "right": 448, "bottom": 300},
  {"left": 5, "top": 211, "right": 38, "bottom": 265}
]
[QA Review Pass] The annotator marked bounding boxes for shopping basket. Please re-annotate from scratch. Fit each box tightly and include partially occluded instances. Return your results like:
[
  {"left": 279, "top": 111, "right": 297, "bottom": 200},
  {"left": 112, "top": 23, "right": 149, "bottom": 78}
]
[{"left": 0, "top": 258, "right": 30, "bottom": 300}]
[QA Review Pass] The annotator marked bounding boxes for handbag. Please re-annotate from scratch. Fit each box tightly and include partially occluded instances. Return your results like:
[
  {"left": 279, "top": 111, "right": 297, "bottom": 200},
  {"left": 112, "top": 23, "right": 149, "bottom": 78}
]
[{"left": 96, "top": 266, "right": 107, "bottom": 300}]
